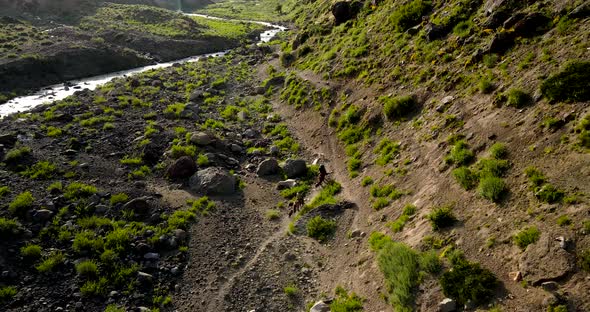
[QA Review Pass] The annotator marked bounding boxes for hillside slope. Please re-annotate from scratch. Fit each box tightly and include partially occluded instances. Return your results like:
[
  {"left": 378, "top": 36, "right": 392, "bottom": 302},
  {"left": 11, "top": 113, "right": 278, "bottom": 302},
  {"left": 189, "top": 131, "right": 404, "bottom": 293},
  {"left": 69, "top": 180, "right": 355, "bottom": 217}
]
[{"left": 265, "top": 0, "right": 590, "bottom": 311}]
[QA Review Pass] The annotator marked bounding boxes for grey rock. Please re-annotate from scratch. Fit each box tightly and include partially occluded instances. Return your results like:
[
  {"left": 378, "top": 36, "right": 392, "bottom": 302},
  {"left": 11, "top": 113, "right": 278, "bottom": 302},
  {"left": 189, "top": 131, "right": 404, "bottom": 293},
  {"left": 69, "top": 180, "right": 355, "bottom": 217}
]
[
  {"left": 174, "top": 229, "right": 188, "bottom": 241},
  {"left": 541, "top": 281, "right": 559, "bottom": 292},
  {"left": 94, "top": 205, "right": 108, "bottom": 214},
  {"left": 350, "top": 229, "right": 362, "bottom": 238},
  {"left": 310, "top": 301, "right": 331, "bottom": 312},
  {"left": 269, "top": 145, "right": 280, "bottom": 155},
  {"left": 243, "top": 129, "right": 257, "bottom": 138},
  {"left": 438, "top": 298, "right": 456, "bottom": 312},
  {"left": 122, "top": 197, "right": 150, "bottom": 214},
  {"left": 166, "top": 156, "right": 197, "bottom": 180},
  {"left": 33, "top": 209, "right": 53, "bottom": 222},
  {"left": 519, "top": 233, "right": 575, "bottom": 285},
  {"left": 229, "top": 144, "right": 243, "bottom": 153},
  {"left": 144, "top": 253, "right": 160, "bottom": 260},
  {"left": 137, "top": 272, "right": 153, "bottom": 283},
  {"left": 189, "top": 167, "right": 237, "bottom": 195},
  {"left": 190, "top": 132, "right": 214, "bottom": 145},
  {"left": 283, "top": 158, "right": 307, "bottom": 178},
  {"left": 257, "top": 158, "right": 280, "bottom": 176},
  {"left": 276, "top": 179, "right": 297, "bottom": 190}
]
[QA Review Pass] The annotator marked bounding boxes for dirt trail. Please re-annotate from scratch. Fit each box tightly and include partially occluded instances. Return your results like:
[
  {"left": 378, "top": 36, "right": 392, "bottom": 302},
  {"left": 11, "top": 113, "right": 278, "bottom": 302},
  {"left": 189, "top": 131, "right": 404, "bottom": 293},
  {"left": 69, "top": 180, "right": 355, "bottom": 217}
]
[{"left": 205, "top": 216, "right": 292, "bottom": 310}]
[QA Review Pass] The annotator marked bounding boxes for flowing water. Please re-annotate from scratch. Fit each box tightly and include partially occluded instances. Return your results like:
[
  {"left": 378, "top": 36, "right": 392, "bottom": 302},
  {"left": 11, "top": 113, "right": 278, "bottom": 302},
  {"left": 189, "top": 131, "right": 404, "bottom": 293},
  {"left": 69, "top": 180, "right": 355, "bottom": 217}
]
[{"left": 0, "top": 15, "right": 286, "bottom": 117}]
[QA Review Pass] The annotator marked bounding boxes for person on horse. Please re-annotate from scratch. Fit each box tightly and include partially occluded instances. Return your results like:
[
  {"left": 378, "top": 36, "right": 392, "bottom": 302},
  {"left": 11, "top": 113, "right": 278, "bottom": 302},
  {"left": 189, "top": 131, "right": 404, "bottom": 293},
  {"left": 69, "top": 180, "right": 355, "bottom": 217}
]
[{"left": 316, "top": 164, "right": 328, "bottom": 187}]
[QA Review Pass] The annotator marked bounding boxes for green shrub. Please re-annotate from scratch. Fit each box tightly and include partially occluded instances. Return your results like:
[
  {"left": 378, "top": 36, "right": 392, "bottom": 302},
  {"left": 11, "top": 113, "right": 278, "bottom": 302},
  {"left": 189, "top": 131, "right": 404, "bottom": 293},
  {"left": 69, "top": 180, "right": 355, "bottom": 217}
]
[
  {"left": 36, "top": 251, "right": 65, "bottom": 272},
  {"left": 381, "top": 95, "right": 415, "bottom": 121},
  {"left": 0, "top": 217, "right": 20, "bottom": 237},
  {"left": 20, "top": 244, "right": 42, "bottom": 259},
  {"left": 524, "top": 166, "right": 546, "bottom": 188},
  {"left": 478, "top": 79, "right": 494, "bottom": 94},
  {"left": 445, "top": 140, "right": 474, "bottom": 166},
  {"left": 535, "top": 184, "right": 564, "bottom": 203},
  {"left": 171, "top": 144, "right": 197, "bottom": 159},
  {"left": 427, "top": 205, "right": 456, "bottom": 230},
  {"left": 541, "top": 61, "right": 590, "bottom": 102},
  {"left": 167, "top": 209, "right": 196, "bottom": 230},
  {"left": 0, "top": 286, "right": 17, "bottom": 301},
  {"left": 374, "top": 139, "right": 400, "bottom": 165},
  {"left": 505, "top": 88, "right": 531, "bottom": 108},
  {"left": 9, "top": 191, "right": 35, "bottom": 216},
  {"left": 489, "top": 143, "right": 508, "bottom": 159},
  {"left": 305, "top": 181, "right": 342, "bottom": 210},
  {"left": 4, "top": 146, "right": 32, "bottom": 164},
  {"left": 453, "top": 20, "right": 472, "bottom": 37},
  {"left": 80, "top": 277, "right": 108, "bottom": 296},
  {"left": 390, "top": 0, "right": 432, "bottom": 32},
  {"left": 514, "top": 226, "right": 540, "bottom": 250},
  {"left": 197, "top": 154, "right": 209, "bottom": 166},
  {"left": 283, "top": 284, "right": 299, "bottom": 297},
  {"left": 20, "top": 161, "right": 57, "bottom": 179},
  {"left": 164, "top": 102, "right": 186, "bottom": 118},
  {"left": 265, "top": 209, "right": 280, "bottom": 220},
  {"left": 47, "top": 182, "right": 63, "bottom": 193},
  {"left": 110, "top": 193, "right": 128, "bottom": 205},
  {"left": 575, "top": 114, "right": 590, "bottom": 148},
  {"left": 76, "top": 260, "right": 99, "bottom": 278},
  {"left": 439, "top": 258, "right": 498, "bottom": 305},
  {"left": 361, "top": 176, "right": 373, "bottom": 187},
  {"left": 105, "top": 304, "right": 126, "bottom": 312},
  {"left": 338, "top": 126, "right": 364, "bottom": 145},
  {"left": 388, "top": 204, "right": 416, "bottom": 233},
  {"left": 307, "top": 215, "right": 337, "bottom": 242},
  {"left": 120, "top": 156, "right": 142, "bottom": 165},
  {"left": 478, "top": 176, "right": 507, "bottom": 202},
  {"left": 556, "top": 215, "right": 571, "bottom": 226},
  {"left": 64, "top": 182, "right": 97, "bottom": 199},
  {"left": 475, "top": 158, "right": 510, "bottom": 178},
  {"left": 330, "top": 286, "right": 364, "bottom": 312},
  {"left": 372, "top": 197, "right": 390, "bottom": 210},
  {"left": 73, "top": 230, "right": 104, "bottom": 254},
  {"left": 376, "top": 241, "right": 421, "bottom": 310},
  {"left": 580, "top": 249, "right": 590, "bottom": 272},
  {"left": 452, "top": 167, "right": 477, "bottom": 190}
]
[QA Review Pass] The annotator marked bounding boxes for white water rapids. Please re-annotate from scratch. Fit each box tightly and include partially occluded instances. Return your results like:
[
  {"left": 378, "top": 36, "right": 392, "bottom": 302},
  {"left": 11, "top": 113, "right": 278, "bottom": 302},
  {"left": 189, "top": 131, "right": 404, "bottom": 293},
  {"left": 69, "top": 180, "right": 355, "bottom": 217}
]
[{"left": 0, "top": 14, "right": 286, "bottom": 117}]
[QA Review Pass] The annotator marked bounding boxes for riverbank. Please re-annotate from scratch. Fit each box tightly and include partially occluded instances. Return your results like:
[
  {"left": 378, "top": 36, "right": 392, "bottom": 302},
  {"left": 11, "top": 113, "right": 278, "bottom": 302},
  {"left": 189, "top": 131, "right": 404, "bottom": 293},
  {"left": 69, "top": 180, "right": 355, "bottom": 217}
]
[{"left": 0, "top": 3, "right": 268, "bottom": 105}]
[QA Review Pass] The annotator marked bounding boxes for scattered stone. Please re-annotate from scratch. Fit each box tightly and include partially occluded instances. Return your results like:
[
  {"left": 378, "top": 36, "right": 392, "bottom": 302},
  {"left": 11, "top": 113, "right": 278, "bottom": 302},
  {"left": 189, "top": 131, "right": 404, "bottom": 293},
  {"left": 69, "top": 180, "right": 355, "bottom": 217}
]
[
  {"left": 122, "top": 197, "right": 150, "bottom": 214},
  {"left": 541, "top": 281, "right": 559, "bottom": 292},
  {"left": 555, "top": 236, "right": 567, "bottom": 249},
  {"left": 190, "top": 132, "right": 214, "bottom": 145},
  {"left": 166, "top": 156, "right": 197, "bottom": 180},
  {"left": 438, "top": 298, "right": 457, "bottom": 312},
  {"left": 257, "top": 158, "right": 280, "bottom": 176},
  {"left": 282, "top": 158, "right": 307, "bottom": 178},
  {"left": 137, "top": 272, "right": 153, "bottom": 284},
  {"left": 33, "top": 209, "right": 53, "bottom": 222},
  {"left": 276, "top": 179, "right": 297, "bottom": 190},
  {"left": 283, "top": 252, "right": 296, "bottom": 261},
  {"left": 144, "top": 253, "right": 160, "bottom": 260},
  {"left": 0, "top": 133, "right": 17, "bottom": 147},
  {"left": 189, "top": 167, "right": 237, "bottom": 195},
  {"left": 174, "top": 229, "right": 188, "bottom": 241},
  {"left": 508, "top": 271, "right": 522, "bottom": 282},
  {"left": 349, "top": 229, "right": 362, "bottom": 238},
  {"left": 229, "top": 144, "right": 243, "bottom": 153},
  {"left": 519, "top": 233, "right": 574, "bottom": 285},
  {"left": 269, "top": 145, "right": 280, "bottom": 155},
  {"left": 310, "top": 300, "right": 331, "bottom": 312},
  {"left": 244, "top": 129, "right": 257, "bottom": 138},
  {"left": 331, "top": 1, "right": 363, "bottom": 25}
]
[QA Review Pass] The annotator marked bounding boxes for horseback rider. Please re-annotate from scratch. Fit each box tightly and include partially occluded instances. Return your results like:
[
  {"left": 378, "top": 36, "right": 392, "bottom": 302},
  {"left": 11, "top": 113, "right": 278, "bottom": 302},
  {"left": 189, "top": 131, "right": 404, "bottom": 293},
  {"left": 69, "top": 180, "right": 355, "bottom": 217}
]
[{"left": 315, "top": 164, "right": 328, "bottom": 187}]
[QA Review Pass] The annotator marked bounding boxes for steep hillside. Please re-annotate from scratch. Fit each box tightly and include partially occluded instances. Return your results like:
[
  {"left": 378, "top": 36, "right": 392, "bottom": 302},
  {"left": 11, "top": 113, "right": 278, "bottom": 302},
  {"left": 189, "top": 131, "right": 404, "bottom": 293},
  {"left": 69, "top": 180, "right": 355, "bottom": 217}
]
[{"left": 265, "top": 0, "right": 590, "bottom": 311}]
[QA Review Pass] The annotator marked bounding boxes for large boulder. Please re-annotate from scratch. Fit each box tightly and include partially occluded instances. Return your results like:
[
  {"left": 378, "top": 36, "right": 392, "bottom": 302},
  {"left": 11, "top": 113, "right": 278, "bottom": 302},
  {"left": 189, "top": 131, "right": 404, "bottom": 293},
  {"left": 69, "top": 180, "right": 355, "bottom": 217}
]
[
  {"left": 257, "top": 158, "right": 280, "bottom": 176},
  {"left": 310, "top": 301, "right": 331, "bottom": 312},
  {"left": 283, "top": 159, "right": 307, "bottom": 178},
  {"left": 190, "top": 132, "right": 214, "bottom": 146},
  {"left": 0, "top": 133, "right": 17, "bottom": 147},
  {"left": 511, "top": 12, "right": 551, "bottom": 38},
  {"left": 519, "top": 233, "right": 575, "bottom": 285},
  {"left": 166, "top": 156, "right": 197, "bottom": 180},
  {"left": 438, "top": 298, "right": 457, "bottom": 312},
  {"left": 122, "top": 197, "right": 151, "bottom": 214},
  {"left": 332, "top": 1, "right": 364, "bottom": 25},
  {"left": 189, "top": 167, "right": 237, "bottom": 195}
]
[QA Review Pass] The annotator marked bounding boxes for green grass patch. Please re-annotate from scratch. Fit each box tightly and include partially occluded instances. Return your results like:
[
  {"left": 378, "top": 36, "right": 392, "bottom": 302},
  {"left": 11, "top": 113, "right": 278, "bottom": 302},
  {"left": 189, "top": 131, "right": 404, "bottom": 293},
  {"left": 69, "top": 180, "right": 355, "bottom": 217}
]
[
  {"left": 452, "top": 166, "right": 477, "bottom": 190},
  {"left": 541, "top": 60, "right": 590, "bottom": 103},
  {"left": 330, "top": 286, "right": 364, "bottom": 311},
  {"left": 9, "top": 191, "right": 35, "bottom": 216},
  {"left": 388, "top": 204, "right": 416, "bottom": 233},
  {"left": 64, "top": 182, "right": 97, "bottom": 200},
  {"left": 110, "top": 193, "right": 129, "bottom": 205},
  {"left": 20, "top": 161, "right": 57, "bottom": 179},
  {"left": 374, "top": 138, "right": 400, "bottom": 166},
  {"left": 307, "top": 215, "right": 337, "bottom": 242},
  {"left": 513, "top": 226, "right": 540, "bottom": 250},
  {"left": 478, "top": 176, "right": 507, "bottom": 202},
  {"left": 76, "top": 260, "right": 99, "bottom": 278},
  {"left": 380, "top": 95, "right": 416, "bottom": 121},
  {"left": 440, "top": 257, "right": 498, "bottom": 305},
  {"left": 36, "top": 251, "right": 65, "bottom": 273},
  {"left": 0, "top": 286, "right": 17, "bottom": 301},
  {"left": 445, "top": 140, "right": 474, "bottom": 166},
  {"left": 426, "top": 205, "right": 456, "bottom": 230},
  {"left": 0, "top": 217, "right": 20, "bottom": 237}
]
